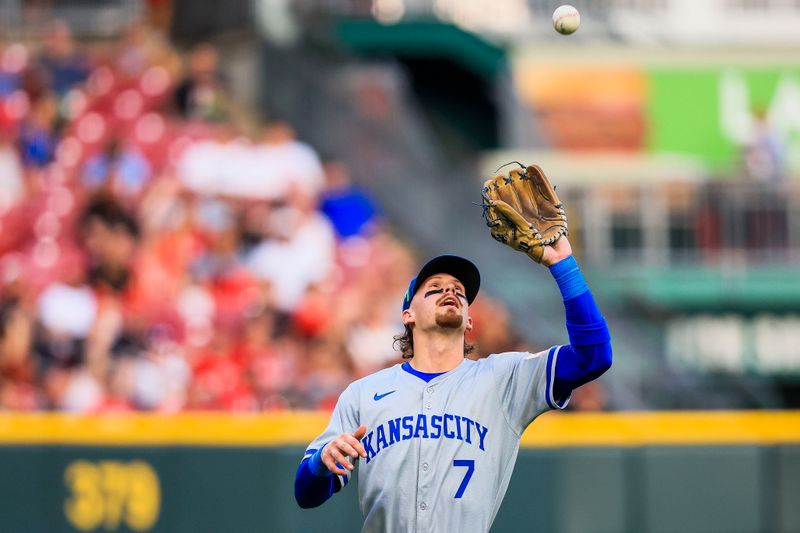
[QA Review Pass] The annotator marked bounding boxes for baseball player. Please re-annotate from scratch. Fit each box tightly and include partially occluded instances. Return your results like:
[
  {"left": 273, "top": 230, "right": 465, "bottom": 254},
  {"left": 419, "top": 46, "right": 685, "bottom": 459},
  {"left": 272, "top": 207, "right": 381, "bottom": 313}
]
[{"left": 294, "top": 165, "right": 612, "bottom": 532}]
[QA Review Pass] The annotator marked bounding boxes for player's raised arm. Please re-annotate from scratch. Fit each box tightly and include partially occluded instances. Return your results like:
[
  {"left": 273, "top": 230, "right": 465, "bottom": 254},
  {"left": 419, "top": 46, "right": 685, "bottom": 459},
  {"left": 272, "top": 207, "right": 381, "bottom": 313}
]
[
  {"left": 482, "top": 164, "right": 612, "bottom": 406},
  {"left": 542, "top": 237, "right": 612, "bottom": 404}
]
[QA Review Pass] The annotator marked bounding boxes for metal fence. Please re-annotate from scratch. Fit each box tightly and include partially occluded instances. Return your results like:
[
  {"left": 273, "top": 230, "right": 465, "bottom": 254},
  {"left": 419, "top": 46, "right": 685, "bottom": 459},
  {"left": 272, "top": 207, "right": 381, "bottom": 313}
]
[{"left": 559, "top": 180, "right": 800, "bottom": 267}]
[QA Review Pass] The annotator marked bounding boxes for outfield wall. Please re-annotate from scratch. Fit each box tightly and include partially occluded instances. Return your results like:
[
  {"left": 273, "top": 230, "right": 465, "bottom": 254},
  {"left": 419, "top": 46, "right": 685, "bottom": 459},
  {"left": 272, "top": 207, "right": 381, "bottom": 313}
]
[{"left": 1, "top": 412, "right": 798, "bottom": 533}]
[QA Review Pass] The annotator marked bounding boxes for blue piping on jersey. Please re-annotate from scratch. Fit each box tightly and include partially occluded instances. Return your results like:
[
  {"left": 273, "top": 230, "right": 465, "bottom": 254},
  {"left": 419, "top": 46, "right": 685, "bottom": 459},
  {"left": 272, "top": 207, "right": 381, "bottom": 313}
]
[
  {"left": 402, "top": 362, "right": 446, "bottom": 382},
  {"left": 545, "top": 347, "right": 569, "bottom": 410}
]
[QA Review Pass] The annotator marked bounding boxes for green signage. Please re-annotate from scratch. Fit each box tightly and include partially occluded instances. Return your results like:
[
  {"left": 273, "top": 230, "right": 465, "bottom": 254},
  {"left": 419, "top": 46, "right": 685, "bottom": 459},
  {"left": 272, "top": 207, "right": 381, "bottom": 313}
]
[{"left": 647, "top": 67, "right": 800, "bottom": 172}]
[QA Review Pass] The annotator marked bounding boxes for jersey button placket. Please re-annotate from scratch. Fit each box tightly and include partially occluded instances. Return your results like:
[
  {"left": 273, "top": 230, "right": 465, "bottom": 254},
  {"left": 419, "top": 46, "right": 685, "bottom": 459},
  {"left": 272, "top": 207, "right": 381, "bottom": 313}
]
[{"left": 417, "top": 387, "right": 434, "bottom": 527}]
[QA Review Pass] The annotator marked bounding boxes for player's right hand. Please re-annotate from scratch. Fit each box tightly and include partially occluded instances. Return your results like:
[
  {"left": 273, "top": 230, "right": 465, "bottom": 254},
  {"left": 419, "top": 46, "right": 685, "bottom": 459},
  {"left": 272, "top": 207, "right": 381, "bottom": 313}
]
[{"left": 321, "top": 425, "right": 368, "bottom": 476}]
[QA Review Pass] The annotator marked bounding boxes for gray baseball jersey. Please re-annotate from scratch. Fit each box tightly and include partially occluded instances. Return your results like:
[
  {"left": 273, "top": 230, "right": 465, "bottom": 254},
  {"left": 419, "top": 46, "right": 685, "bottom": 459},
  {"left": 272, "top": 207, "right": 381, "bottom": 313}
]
[{"left": 303, "top": 346, "right": 570, "bottom": 533}]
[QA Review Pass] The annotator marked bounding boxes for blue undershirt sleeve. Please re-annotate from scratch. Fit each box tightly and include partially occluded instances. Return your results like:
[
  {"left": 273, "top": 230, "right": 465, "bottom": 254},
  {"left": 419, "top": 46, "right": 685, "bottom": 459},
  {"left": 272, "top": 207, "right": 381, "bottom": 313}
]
[
  {"left": 295, "top": 385, "right": 357, "bottom": 509},
  {"left": 294, "top": 447, "right": 345, "bottom": 509},
  {"left": 548, "top": 256, "right": 613, "bottom": 402}
]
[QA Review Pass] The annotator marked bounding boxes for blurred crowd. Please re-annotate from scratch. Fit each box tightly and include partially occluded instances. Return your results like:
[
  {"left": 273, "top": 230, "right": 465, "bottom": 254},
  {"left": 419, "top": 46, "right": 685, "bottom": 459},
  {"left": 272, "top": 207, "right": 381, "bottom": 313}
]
[{"left": 0, "top": 21, "right": 529, "bottom": 412}]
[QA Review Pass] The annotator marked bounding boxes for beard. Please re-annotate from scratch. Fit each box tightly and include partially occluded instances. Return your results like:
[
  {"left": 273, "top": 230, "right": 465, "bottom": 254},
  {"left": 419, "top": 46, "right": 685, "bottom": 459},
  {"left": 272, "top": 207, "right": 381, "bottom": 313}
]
[{"left": 435, "top": 307, "right": 464, "bottom": 329}]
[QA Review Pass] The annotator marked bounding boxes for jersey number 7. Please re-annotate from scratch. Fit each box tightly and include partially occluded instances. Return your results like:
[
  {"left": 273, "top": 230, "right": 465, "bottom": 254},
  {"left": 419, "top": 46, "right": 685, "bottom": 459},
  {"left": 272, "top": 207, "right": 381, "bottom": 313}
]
[{"left": 452, "top": 459, "right": 475, "bottom": 499}]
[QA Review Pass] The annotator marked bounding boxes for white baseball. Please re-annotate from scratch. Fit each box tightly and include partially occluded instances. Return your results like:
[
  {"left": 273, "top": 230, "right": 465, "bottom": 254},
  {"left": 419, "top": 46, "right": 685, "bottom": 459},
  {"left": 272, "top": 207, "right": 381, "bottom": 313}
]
[{"left": 553, "top": 5, "right": 580, "bottom": 35}]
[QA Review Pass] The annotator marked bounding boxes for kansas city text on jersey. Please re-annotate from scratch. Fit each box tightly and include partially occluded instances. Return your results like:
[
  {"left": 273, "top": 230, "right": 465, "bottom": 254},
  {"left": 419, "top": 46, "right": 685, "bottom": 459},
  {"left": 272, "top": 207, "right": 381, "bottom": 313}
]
[{"left": 362, "top": 413, "right": 489, "bottom": 464}]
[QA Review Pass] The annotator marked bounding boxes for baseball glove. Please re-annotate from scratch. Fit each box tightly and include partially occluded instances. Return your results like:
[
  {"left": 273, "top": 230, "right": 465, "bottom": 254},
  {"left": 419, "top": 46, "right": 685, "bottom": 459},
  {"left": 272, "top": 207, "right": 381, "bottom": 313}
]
[{"left": 481, "top": 163, "right": 568, "bottom": 263}]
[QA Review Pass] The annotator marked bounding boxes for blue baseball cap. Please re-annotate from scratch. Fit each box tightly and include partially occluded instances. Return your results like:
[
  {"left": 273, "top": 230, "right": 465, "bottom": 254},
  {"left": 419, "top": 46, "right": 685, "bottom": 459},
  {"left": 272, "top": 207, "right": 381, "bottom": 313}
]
[{"left": 402, "top": 255, "right": 480, "bottom": 312}]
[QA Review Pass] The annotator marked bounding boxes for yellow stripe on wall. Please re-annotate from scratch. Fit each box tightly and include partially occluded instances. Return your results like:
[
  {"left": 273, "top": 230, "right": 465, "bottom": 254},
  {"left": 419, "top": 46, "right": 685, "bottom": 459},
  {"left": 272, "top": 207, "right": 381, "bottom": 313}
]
[
  {"left": 0, "top": 412, "right": 329, "bottom": 446},
  {"left": 0, "top": 411, "right": 799, "bottom": 447},
  {"left": 519, "top": 411, "right": 800, "bottom": 447}
]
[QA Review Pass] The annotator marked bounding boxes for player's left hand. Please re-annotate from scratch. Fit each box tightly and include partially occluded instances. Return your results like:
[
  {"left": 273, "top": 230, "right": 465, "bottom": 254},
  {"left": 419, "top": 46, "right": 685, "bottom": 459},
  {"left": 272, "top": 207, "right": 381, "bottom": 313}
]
[
  {"left": 481, "top": 163, "right": 568, "bottom": 264},
  {"left": 539, "top": 234, "right": 573, "bottom": 267},
  {"left": 321, "top": 425, "right": 368, "bottom": 476}
]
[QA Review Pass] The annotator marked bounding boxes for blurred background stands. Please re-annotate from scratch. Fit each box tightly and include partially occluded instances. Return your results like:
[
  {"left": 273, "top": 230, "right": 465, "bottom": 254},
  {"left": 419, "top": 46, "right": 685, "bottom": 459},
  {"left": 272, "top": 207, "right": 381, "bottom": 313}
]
[{"left": 1, "top": 0, "right": 800, "bottom": 413}]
